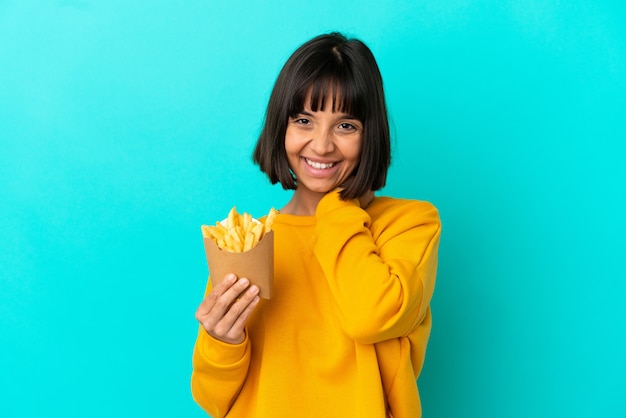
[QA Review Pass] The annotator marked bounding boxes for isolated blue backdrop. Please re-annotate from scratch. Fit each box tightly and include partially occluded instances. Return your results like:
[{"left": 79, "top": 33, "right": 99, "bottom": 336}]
[{"left": 1, "top": 1, "right": 624, "bottom": 417}]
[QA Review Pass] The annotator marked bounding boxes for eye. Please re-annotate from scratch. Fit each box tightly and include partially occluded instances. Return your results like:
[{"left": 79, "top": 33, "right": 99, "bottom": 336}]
[
  {"left": 338, "top": 121, "right": 361, "bottom": 132},
  {"left": 290, "top": 117, "right": 311, "bottom": 125}
]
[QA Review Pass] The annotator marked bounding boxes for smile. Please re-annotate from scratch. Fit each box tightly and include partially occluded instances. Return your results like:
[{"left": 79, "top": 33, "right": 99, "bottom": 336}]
[{"left": 303, "top": 157, "right": 337, "bottom": 170}]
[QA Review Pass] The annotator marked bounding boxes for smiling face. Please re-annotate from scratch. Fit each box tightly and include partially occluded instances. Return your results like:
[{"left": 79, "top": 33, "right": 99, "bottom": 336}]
[
  {"left": 254, "top": 34, "right": 391, "bottom": 207},
  {"left": 285, "top": 95, "right": 363, "bottom": 203}
]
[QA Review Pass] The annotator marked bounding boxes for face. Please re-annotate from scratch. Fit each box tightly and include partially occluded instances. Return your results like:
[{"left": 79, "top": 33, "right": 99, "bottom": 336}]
[{"left": 285, "top": 97, "right": 363, "bottom": 197}]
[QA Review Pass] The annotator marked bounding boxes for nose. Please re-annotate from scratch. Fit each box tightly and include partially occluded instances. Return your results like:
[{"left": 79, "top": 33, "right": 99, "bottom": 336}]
[{"left": 309, "top": 127, "right": 335, "bottom": 154}]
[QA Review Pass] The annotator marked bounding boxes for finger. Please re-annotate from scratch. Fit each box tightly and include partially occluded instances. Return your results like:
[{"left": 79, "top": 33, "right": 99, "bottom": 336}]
[
  {"left": 359, "top": 190, "right": 374, "bottom": 208},
  {"left": 228, "top": 292, "right": 260, "bottom": 335},
  {"left": 198, "top": 278, "right": 252, "bottom": 327},
  {"left": 211, "top": 285, "right": 260, "bottom": 342},
  {"left": 220, "top": 284, "right": 260, "bottom": 326},
  {"left": 196, "top": 274, "right": 237, "bottom": 316},
  {"left": 212, "top": 273, "right": 238, "bottom": 295},
  {"left": 217, "top": 295, "right": 260, "bottom": 344}
]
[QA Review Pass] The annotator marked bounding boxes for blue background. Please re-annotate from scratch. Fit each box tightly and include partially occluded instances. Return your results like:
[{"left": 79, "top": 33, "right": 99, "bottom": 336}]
[{"left": 1, "top": 1, "right": 624, "bottom": 417}]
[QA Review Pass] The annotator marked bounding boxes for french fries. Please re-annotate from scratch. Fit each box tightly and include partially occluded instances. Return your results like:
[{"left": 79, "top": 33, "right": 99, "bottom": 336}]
[{"left": 201, "top": 206, "right": 277, "bottom": 253}]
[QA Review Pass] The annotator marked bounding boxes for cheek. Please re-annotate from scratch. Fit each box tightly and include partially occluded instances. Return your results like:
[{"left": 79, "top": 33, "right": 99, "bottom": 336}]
[
  {"left": 344, "top": 140, "right": 363, "bottom": 164},
  {"left": 284, "top": 145, "right": 300, "bottom": 166},
  {"left": 284, "top": 129, "right": 300, "bottom": 155}
]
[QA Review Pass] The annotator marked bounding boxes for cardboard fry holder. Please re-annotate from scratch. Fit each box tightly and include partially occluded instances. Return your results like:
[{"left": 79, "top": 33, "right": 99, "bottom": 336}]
[{"left": 203, "top": 231, "right": 274, "bottom": 299}]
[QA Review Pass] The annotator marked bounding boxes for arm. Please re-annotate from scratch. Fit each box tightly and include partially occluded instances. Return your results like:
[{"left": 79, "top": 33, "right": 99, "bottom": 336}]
[
  {"left": 191, "top": 276, "right": 258, "bottom": 417},
  {"left": 191, "top": 326, "right": 251, "bottom": 417},
  {"left": 313, "top": 190, "right": 441, "bottom": 344}
]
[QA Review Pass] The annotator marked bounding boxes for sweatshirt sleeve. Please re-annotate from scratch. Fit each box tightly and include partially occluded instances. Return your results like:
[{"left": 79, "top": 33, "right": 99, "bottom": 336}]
[
  {"left": 190, "top": 283, "right": 251, "bottom": 417},
  {"left": 313, "top": 190, "right": 441, "bottom": 345}
]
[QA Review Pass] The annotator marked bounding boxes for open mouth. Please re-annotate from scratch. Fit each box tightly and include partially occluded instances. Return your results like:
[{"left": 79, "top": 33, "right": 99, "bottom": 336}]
[{"left": 303, "top": 157, "right": 337, "bottom": 170}]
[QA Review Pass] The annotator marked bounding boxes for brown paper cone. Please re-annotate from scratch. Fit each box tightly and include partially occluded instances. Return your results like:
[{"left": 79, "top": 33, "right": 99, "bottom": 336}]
[{"left": 203, "top": 231, "right": 274, "bottom": 299}]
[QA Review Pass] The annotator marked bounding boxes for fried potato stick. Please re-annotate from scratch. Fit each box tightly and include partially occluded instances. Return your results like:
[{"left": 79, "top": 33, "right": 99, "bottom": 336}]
[{"left": 202, "top": 206, "right": 277, "bottom": 253}]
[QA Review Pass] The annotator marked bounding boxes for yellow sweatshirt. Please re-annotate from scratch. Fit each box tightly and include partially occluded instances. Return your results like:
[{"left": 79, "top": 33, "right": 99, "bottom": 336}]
[{"left": 191, "top": 190, "right": 441, "bottom": 417}]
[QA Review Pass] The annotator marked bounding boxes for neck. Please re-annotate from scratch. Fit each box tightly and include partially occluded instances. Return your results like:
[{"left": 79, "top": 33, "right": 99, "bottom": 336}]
[{"left": 281, "top": 188, "right": 326, "bottom": 216}]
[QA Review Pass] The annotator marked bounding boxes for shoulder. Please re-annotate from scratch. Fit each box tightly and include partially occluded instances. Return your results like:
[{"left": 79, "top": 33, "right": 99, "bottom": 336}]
[
  {"left": 366, "top": 196, "right": 441, "bottom": 246},
  {"left": 367, "top": 196, "right": 440, "bottom": 224}
]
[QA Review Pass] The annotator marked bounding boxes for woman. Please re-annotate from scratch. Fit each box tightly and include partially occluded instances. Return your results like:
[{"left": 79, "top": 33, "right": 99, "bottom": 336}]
[{"left": 191, "top": 32, "right": 441, "bottom": 418}]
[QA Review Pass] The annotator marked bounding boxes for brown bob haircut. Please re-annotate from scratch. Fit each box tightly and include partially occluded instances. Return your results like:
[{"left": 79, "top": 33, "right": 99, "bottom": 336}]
[{"left": 252, "top": 32, "right": 391, "bottom": 200}]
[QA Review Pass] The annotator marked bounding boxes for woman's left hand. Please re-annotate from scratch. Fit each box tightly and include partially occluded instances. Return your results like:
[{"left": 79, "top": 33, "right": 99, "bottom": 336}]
[
  {"left": 358, "top": 190, "right": 374, "bottom": 209},
  {"left": 338, "top": 178, "right": 374, "bottom": 209}
]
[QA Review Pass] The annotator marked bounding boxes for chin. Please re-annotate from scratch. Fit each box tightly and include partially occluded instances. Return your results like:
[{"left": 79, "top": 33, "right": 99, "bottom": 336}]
[{"left": 299, "top": 183, "right": 336, "bottom": 195}]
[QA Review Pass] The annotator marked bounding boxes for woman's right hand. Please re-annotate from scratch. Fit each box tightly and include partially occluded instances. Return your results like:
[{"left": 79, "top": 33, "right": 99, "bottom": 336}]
[{"left": 195, "top": 274, "right": 260, "bottom": 344}]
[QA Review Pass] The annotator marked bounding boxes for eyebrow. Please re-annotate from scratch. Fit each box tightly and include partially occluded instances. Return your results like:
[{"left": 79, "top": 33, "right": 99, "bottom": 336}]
[{"left": 293, "top": 110, "right": 360, "bottom": 120}]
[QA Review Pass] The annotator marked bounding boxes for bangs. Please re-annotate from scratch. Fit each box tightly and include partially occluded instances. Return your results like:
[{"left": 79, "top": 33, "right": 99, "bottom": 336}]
[{"left": 288, "top": 72, "right": 366, "bottom": 120}]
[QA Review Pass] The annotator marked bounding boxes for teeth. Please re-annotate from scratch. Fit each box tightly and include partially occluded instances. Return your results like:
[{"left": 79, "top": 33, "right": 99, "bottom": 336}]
[{"left": 305, "top": 158, "right": 335, "bottom": 169}]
